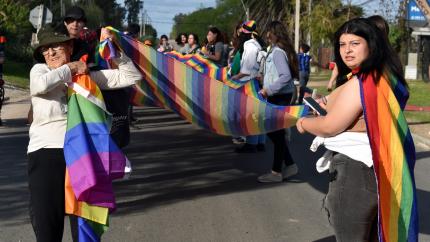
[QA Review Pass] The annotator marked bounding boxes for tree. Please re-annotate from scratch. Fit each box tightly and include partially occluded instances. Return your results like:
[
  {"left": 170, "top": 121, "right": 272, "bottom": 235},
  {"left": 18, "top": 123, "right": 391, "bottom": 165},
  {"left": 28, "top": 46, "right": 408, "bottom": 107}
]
[
  {"left": 0, "top": 0, "right": 33, "bottom": 62},
  {"left": 93, "top": 0, "right": 126, "bottom": 28},
  {"left": 170, "top": 0, "right": 244, "bottom": 44},
  {"left": 124, "top": 0, "right": 143, "bottom": 25}
]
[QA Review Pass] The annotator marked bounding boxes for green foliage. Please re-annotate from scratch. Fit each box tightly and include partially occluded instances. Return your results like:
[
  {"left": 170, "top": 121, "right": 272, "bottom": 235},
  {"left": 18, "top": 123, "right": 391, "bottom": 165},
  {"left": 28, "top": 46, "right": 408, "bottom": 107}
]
[
  {"left": 143, "top": 24, "right": 157, "bottom": 38},
  {"left": 0, "top": 0, "right": 34, "bottom": 62},
  {"left": 124, "top": 0, "right": 143, "bottom": 25},
  {"left": 78, "top": 2, "right": 104, "bottom": 29},
  {"left": 171, "top": 0, "right": 244, "bottom": 45},
  {"left": 3, "top": 60, "right": 31, "bottom": 88}
]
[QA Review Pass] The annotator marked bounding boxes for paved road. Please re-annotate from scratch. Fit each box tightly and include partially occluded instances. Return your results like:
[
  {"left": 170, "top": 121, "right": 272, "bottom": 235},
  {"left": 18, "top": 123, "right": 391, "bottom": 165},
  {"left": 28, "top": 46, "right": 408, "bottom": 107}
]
[{"left": 0, "top": 105, "right": 429, "bottom": 242}]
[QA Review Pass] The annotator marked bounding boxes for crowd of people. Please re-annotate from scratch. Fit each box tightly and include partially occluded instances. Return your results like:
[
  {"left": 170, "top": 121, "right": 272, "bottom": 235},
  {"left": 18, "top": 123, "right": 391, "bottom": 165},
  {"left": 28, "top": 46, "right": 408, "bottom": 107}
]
[{"left": 24, "top": 4, "right": 416, "bottom": 242}]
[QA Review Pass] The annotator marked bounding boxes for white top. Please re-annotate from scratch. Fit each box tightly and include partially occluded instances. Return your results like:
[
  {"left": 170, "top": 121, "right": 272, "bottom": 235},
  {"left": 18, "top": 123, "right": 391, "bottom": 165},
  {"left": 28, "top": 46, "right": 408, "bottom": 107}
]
[
  {"left": 310, "top": 132, "right": 373, "bottom": 173},
  {"left": 28, "top": 54, "right": 142, "bottom": 153},
  {"left": 239, "top": 39, "right": 262, "bottom": 81}
]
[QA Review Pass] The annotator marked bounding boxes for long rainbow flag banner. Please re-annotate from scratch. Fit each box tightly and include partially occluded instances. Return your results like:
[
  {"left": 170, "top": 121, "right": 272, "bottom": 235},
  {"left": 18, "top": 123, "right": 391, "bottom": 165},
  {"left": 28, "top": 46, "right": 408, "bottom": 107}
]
[
  {"left": 359, "top": 72, "right": 418, "bottom": 242},
  {"left": 64, "top": 59, "right": 127, "bottom": 241},
  {"left": 98, "top": 27, "right": 308, "bottom": 136}
]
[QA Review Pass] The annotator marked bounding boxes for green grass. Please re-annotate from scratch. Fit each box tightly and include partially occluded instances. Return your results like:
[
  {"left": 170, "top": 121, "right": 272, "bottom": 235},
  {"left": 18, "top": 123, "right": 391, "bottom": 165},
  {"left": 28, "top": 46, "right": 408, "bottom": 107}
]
[
  {"left": 2, "top": 60, "right": 31, "bottom": 89},
  {"left": 309, "top": 73, "right": 430, "bottom": 123},
  {"left": 404, "top": 80, "right": 430, "bottom": 123}
]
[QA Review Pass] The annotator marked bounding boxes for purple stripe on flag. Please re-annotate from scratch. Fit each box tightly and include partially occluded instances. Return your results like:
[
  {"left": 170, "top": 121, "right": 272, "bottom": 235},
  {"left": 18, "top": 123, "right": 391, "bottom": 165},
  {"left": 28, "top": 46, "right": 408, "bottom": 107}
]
[{"left": 68, "top": 151, "right": 125, "bottom": 209}]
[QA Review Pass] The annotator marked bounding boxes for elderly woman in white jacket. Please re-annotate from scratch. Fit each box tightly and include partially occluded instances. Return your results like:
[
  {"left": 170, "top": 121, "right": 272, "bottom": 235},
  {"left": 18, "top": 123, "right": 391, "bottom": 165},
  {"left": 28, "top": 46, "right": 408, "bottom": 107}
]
[{"left": 27, "top": 25, "right": 141, "bottom": 241}]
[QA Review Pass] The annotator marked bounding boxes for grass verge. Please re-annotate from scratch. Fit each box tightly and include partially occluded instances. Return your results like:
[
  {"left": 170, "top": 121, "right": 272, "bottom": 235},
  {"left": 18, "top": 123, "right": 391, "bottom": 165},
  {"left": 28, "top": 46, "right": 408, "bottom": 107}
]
[{"left": 2, "top": 60, "right": 31, "bottom": 89}]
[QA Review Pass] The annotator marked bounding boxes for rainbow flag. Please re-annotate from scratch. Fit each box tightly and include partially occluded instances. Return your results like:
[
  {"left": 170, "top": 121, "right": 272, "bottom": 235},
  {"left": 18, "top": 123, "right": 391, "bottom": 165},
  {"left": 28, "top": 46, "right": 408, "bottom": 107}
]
[
  {"left": 64, "top": 65, "right": 127, "bottom": 241},
  {"left": 359, "top": 73, "right": 418, "bottom": 242},
  {"left": 64, "top": 73, "right": 125, "bottom": 210},
  {"left": 99, "top": 27, "right": 308, "bottom": 136}
]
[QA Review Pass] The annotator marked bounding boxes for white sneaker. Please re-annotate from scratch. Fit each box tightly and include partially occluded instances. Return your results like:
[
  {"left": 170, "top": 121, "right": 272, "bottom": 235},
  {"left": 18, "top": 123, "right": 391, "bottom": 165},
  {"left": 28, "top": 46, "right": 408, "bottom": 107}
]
[{"left": 282, "top": 164, "right": 298, "bottom": 179}]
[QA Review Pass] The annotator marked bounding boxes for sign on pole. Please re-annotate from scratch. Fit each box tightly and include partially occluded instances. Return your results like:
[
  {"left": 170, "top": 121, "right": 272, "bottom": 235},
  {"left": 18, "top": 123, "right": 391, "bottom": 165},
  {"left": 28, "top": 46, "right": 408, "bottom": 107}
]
[{"left": 29, "top": 5, "right": 53, "bottom": 46}]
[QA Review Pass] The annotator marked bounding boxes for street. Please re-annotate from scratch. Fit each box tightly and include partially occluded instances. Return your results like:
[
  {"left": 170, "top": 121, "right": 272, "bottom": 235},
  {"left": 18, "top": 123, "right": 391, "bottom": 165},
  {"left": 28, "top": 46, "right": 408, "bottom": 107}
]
[{"left": 0, "top": 102, "right": 429, "bottom": 242}]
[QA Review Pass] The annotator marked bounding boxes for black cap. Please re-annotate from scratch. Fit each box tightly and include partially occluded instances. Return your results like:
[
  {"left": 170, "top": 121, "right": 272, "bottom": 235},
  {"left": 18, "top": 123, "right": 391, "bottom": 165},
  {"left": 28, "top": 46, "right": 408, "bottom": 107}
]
[{"left": 64, "top": 6, "right": 86, "bottom": 22}]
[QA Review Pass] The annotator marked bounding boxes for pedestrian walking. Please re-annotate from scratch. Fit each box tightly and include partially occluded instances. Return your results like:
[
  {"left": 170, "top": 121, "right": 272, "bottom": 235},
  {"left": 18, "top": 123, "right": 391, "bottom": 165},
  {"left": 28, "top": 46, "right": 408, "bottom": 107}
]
[{"left": 257, "top": 21, "right": 299, "bottom": 183}]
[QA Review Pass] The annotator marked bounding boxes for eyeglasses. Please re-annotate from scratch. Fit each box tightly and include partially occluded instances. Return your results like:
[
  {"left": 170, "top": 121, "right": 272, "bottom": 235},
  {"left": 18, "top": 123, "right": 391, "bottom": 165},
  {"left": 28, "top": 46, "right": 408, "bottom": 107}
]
[{"left": 40, "top": 43, "right": 66, "bottom": 56}]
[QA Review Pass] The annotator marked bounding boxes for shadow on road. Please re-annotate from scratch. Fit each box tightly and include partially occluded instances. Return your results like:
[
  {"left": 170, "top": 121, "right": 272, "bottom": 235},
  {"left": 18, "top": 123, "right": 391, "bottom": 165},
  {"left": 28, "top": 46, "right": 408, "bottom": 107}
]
[{"left": 112, "top": 107, "right": 329, "bottom": 216}]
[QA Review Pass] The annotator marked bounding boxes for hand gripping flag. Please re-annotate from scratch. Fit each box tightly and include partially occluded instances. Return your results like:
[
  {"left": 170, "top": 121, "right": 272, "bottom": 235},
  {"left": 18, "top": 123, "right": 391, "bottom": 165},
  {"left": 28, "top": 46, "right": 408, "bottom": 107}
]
[{"left": 64, "top": 55, "right": 126, "bottom": 241}]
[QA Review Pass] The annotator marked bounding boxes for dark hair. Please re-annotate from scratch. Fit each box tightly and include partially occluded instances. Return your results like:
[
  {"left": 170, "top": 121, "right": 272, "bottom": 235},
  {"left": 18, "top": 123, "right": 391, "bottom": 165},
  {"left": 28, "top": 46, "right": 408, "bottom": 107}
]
[
  {"left": 367, "top": 15, "right": 389, "bottom": 38},
  {"left": 266, "top": 21, "right": 299, "bottom": 79},
  {"left": 300, "top": 43, "right": 310, "bottom": 53},
  {"left": 160, "top": 35, "right": 168, "bottom": 41},
  {"left": 188, "top": 33, "right": 199, "bottom": 46},
  {"left": 207, "top": 26, "right": 224, "bottom": 44},
  {"left": 333, "top": 18, "right": 406, "bottom": 87},
  {"left": 126, "top": 23, "right": 140, "bottom": 37},
  {"left": 232, "top": 21, "right": 243, "bottom": 51},
  {"left": 175, "top": 33, "right": 187, "bottom": 45}
]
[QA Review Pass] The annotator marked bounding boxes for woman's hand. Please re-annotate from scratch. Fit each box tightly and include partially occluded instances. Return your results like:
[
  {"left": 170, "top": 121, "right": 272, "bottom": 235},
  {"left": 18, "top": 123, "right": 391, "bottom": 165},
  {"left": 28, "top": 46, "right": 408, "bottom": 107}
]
[
  {"left": 67, "top": 61, "right": 88, "bottom": 76},
  {"left": 296, "top": 117, "right": 306, "bottom": 134},
  {"left": 259, "top": 88, "right": 268, "bottom": 99},
  {"left": 327, "top": 82, "right": 333, "bottom": 92}
]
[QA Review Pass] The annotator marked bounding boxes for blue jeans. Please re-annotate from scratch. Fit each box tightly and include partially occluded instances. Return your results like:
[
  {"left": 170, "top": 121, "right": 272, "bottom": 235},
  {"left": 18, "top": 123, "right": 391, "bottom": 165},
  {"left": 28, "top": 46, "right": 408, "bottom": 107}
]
[{"left": 246, "top": 135, "right": 266, "bottom": 145}]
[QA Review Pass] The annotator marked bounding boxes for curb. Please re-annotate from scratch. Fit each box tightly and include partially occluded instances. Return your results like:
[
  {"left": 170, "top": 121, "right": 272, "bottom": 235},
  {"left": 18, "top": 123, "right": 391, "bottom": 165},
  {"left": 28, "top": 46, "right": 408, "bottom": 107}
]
[{"left": 412, "top": 133, "right": 430, "bottom": 148}]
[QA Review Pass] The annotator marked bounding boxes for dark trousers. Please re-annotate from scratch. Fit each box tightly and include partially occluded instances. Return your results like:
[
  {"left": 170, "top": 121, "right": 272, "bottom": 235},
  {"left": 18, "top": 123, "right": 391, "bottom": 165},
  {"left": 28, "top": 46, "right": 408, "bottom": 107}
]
[
  {"left": 267, "top": 93, "right": 295, "bottom": 173},
  {"left": 28, "top": 148, "right": 78, "bottom": 242},
  {"left": 324, "top": 153, "right": 378, "bottom": 242},
  {"left": 298, "top": 71, "right": 310, "bottom": 104}
]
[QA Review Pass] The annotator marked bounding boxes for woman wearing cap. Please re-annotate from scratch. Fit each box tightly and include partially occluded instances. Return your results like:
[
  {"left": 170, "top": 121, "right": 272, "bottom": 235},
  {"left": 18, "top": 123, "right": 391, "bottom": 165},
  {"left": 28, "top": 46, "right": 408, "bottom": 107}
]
[
  {"left": 231, "top": 20, "right": 267, "bottom": 153},
  {"left": 28, "top": 25, "right": 142, "bottom": 241},
  {"left": 257, "top": 21, "right": 299, "bottom": 183}
]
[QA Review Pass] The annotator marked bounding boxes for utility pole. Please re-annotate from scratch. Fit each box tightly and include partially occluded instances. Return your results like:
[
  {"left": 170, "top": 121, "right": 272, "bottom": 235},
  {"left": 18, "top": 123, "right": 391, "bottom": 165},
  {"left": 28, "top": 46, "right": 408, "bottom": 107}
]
[
  {"left": 143, "top": 10, "right": 147, "bottom": 36},
  {"left": 140, "top": 1, "right": 144, "bottom": 37},
  {"left": 294, "top": 0, "right": 300, "bottom": 52},
  {"left": 307, "top": 0, "right": 311, "bottom": 46}
]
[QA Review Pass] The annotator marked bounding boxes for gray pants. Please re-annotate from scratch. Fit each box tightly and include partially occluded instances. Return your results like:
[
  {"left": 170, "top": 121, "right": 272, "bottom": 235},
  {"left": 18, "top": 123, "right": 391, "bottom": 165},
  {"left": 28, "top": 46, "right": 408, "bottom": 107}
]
[{"left": 324, "top": 153, "right": 378, "bottom": 242}]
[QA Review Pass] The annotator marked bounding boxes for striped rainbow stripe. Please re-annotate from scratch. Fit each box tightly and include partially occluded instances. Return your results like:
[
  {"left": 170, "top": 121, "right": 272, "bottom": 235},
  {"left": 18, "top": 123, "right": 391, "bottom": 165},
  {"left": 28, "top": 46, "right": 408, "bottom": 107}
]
[
  {"left": 99, "top": 27, "right": 308, "bottom": 136},
  {"left": 64, "top": 70, "right": 128, "bottom": 241},
  {"left": 360, "top": 73, "right": 418, "bottom": 242}
]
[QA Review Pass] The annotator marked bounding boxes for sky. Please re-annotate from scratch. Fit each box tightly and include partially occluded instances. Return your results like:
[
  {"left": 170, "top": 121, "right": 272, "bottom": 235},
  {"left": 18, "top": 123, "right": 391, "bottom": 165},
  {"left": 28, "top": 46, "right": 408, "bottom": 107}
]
[
  {"left": 116, "top": 0, "right": 391, "bottom": 38},
  {"left": 117, "top": 0, "right": 217, "bottom": 37}
]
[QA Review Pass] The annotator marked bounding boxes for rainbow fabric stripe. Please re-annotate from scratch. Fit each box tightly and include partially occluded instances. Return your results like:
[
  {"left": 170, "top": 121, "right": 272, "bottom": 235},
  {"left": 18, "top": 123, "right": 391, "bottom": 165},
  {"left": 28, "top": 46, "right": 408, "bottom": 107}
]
[
  {"left": 64, "top": 72, "right": 126, "bottom": 241},
  {"left": 100, "top": 27, "right": 308, "bottom": 136},
  {"left": 359, "top": 73, "right": 418, "bottom": 242}
]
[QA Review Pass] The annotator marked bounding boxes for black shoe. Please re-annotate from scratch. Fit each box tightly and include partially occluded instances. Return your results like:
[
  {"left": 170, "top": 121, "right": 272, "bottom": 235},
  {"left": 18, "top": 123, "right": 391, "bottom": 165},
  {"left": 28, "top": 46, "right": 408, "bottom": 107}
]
[
  {"left": 256, "top": 144, "right": 266, "bottom": 152},
  {"left": 235, "top": 143, "right": 257, "bottom": 153}
]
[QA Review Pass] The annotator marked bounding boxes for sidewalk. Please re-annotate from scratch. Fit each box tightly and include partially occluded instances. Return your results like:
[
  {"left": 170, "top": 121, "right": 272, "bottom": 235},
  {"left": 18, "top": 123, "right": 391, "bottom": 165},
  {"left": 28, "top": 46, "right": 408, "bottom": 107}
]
[{"left": 1, "top": 85, "right": 30, "bottom": 121}]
